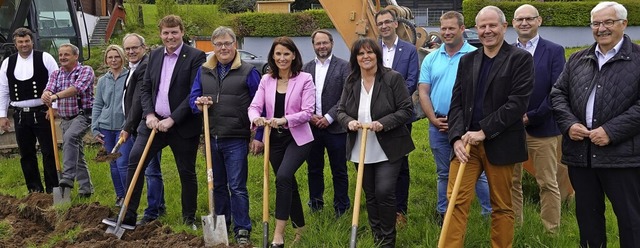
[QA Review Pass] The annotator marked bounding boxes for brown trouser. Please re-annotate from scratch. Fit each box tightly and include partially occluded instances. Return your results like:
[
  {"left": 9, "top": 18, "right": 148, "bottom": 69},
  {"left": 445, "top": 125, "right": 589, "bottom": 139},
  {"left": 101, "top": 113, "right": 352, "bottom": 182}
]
[{"left": 443, "top": 143, "right": 515, "bottom": 248}]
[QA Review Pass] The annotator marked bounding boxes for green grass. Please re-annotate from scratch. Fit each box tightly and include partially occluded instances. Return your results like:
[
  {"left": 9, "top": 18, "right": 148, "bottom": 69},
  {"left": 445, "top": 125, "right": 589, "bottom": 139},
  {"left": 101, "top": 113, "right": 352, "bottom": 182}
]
[{"left": 0, "top": 120, "right": 621, "bottom": 247}]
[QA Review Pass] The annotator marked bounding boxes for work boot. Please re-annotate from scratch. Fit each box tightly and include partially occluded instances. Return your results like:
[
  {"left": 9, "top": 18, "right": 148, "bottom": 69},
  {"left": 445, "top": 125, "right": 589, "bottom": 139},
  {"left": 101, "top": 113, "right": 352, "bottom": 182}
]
[{"left": 59, "top": 178, "right": 74, "bottom": 188}]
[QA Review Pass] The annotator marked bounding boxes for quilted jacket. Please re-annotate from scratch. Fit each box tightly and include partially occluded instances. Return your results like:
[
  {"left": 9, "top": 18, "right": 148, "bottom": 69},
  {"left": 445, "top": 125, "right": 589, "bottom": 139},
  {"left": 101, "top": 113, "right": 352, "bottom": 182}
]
[{"left": 550, "top": 35, "right": 640, "bottom": 168}]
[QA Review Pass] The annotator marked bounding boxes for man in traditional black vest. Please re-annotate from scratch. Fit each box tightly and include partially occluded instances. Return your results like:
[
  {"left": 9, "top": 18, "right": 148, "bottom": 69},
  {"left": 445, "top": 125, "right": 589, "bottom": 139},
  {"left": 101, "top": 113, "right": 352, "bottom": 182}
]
[
  {"left": 190, "top": 26, "right": 262, "bottom": 245},
  {"left": 0, "top": 27, "right": 60, "bottom": 194}
]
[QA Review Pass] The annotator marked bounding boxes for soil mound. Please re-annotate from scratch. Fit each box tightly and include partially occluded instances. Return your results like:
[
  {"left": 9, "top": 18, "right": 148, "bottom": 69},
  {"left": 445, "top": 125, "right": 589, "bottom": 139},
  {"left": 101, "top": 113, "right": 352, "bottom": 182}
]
[{"left": 0, "top": 194, "right": 208, "bottom": 247}]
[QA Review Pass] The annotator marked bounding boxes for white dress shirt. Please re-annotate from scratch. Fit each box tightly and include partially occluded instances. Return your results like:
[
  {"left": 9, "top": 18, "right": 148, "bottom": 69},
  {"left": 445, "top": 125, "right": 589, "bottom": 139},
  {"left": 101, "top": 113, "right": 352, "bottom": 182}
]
[
  {"left": 314, "top": 54, "right": 334, "bottom": 123},
  {"left": 0, "top": 50, "right": 59, "bottom": 117},
  {"left": 382, "top": 36, "right": 398, "bottom": 69},
  {"left": 350, "top": 79, "right": 388, "bottom": 163}
]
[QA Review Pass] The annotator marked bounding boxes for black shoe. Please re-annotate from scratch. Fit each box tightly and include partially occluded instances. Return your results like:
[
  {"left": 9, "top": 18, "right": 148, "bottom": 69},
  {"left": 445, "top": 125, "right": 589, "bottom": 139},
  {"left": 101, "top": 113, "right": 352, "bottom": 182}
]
[
  {"left": 59, "top": 178, "right": 74, "bottom": 188},
  {"left": 136, "top": 216, "right": 157, "bottom": 225},
  {"left": 185, "top": 219, "right": 197, "bottom": 230},
  {"left": 28, "top": 188, "right": 44, "bottom": 194},
  {"left": 436, "top": 212, "right": 445, "bottom": 227},
  {"left": 78, "top": 193, "right": 92, "bottom": 198},
  {"left": 115, "top": 197, "right": 124, "bottom": 207},
  {"left": 236, "top": 229, "right": 250, "bottom": 246},
  {"left": 104, "top": 215, "right": 136, "bottom": 227},
  {"left": 271, "top": 243, "right": 284, "bottom": 248}
]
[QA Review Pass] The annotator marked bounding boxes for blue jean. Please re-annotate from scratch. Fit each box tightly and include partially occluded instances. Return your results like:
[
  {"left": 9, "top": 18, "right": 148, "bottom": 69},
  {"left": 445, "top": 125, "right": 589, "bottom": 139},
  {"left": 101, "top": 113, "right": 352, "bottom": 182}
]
[
  {"left": 143, "top": 151, "right": 165, "bottom": 219},
  {"left": 429, "top": 124, "right": 491, "bottom": 215},
  {"left": 211, "top": 137, "right": 251, "bottom": 233},
  {"left": 99, "top": 128, "right": 133, "bottom": 198},
  {"left": 306, "top": 128, "right": 350, "bottom": 214},
  {"left": 130, "top": 135, "right": 165, "bottom": 219}
]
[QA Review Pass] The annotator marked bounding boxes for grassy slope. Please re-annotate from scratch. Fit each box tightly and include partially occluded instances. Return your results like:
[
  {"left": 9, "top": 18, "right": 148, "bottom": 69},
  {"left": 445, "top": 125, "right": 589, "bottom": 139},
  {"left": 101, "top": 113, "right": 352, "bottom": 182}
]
[{"left": 0, "top": 119, "right": 620, "bottom": 247}]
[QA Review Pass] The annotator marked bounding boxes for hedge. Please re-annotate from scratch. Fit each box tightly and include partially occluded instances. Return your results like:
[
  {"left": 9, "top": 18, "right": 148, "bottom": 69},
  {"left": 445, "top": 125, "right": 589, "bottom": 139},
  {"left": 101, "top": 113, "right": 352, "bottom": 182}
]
[
  {"left": 462, "top": 0, "right": 640, "bottom": 27},
  {"left": 231, "top": 9, "right": 334, "bottom": 37}
]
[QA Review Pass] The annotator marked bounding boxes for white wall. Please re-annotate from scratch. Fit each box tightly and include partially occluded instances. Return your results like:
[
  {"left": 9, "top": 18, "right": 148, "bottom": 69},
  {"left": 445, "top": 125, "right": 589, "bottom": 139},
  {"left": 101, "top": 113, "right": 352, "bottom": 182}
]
[{"left": 77, "top": 12, "right": 99, "bottom": 46}]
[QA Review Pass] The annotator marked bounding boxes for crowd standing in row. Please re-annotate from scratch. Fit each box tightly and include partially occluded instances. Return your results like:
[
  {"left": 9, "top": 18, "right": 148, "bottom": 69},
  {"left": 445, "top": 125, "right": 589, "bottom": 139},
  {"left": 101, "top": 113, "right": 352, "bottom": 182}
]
[{"left": 1, "top": 1, "right": 638, "bottom": 247}]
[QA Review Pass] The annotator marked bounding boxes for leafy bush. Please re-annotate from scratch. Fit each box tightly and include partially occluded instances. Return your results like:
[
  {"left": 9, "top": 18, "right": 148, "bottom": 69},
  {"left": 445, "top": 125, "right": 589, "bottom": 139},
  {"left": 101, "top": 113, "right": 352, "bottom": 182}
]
[
  {"left": 217, "top": 0, "right": 256, "bottom": 13},
  {"left": 231, "top": 9, "right": 333, "bottom": 37},
  {"left": 462, "top": 0, "right": 640, "bottom": 27}
]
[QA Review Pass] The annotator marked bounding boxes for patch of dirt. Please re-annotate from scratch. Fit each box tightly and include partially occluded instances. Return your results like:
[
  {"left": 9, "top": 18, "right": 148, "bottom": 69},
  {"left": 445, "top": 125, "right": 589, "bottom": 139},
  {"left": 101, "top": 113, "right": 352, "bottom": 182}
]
[{"left": 0, "top": 193, "right": 226, "bottom": 247}]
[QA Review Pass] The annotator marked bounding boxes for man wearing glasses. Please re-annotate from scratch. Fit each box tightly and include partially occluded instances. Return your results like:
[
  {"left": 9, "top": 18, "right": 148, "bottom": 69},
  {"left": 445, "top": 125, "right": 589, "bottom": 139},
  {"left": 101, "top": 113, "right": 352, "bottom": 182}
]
[
  {"left": 551, "top": 2, "right": 640, "bottom": 247},
  {"left": 510, "top": 4, "right": 565, "bottom": 234},
  {"left": 120, "top": 33, "right": 167, "bottom": 225},
  {"left": 375, "top": 8, "right": 419, "bottom": 226},
  {"left": 189, "top": 26, "right": 262, "bottom": 246}
]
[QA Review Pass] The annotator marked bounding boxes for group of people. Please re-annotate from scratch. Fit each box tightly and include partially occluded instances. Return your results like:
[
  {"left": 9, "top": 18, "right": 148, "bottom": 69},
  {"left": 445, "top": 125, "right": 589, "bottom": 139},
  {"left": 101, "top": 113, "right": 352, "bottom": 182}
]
[{"left": 1, "top": 1, "right": 640, "bottom": 247}]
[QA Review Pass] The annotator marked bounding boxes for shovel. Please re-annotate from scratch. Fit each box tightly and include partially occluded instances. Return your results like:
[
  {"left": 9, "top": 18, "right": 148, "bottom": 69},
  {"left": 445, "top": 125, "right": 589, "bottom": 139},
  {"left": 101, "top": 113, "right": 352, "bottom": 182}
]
[
  {"left": 438, "top": 143, "right": 471, "bottom": 248},
  {"left": 262, "top": 124, "right": 272, "bottom": 248},
  {"left": 201, "top": 105, "right": 229, "bottom": 246},
  {"left": 49, "top": 107, "right": 70, "bottom": 205},
  {"left": 103, "top": 128, "right": 157, "bottom": 239},
  {"left": 94, "top": 136, "right": 125, "bottom": 162},
  {"left": 349, "top": 123, "right": 370, "bottom": 248}
]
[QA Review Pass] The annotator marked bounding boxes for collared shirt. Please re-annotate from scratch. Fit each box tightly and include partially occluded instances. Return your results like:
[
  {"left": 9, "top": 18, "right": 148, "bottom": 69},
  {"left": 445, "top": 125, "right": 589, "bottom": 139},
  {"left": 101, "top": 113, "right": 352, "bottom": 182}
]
[
  {"left": 586, "top": 38, "right": 624, "bottom": 128},
  {"left": 45, "top": 63, "right": 95, "bottom": 118},
  {"left": 382, "top": 36, "right": 399, "bottom": 68},
  {"left": 122, "top": 60, "right": 141, "bottom": 114},
  {"left": 155, "top": 43, "right": 183, "bottom": 118},
  {"left": 0, "top": 50, "right": 59, "bottom": 117},
  {"left": 314, "top": 54, "right": 334, "bottom": 123},
  {"left": 515, "top": 34, "right": 540, "bottom": 56},
  {"left": 350, "top": 79, "right": 388, "bottom": 163},
  {"left": 419, "top": 41, "right": 477, "bottom": 115}
]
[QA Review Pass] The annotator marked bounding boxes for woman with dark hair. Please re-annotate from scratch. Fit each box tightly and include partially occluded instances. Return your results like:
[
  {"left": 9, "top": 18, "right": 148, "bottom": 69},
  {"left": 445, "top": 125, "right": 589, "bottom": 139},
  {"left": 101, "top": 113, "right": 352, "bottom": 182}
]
[
  {"left": 337, "top": 38, "right": 414, "bottom": 247},
  {"left": 248, "top": 36, "right": 315, "bottom": 248}
]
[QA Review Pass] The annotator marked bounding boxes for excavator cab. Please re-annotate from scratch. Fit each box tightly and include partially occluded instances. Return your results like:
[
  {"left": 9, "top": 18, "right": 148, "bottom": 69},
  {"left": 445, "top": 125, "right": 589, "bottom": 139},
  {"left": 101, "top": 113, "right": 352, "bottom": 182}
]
[{"left": 0, "top": 0, "right": 87, "bottom": 63}]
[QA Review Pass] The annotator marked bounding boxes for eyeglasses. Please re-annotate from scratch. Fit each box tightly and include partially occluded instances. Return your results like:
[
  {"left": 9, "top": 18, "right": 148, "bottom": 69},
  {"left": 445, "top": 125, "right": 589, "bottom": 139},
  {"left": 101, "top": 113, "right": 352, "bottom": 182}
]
[
  {"left": 213, "top": 41, "right": 235, "bottom": 48},
  {"left": 590, "top": 19, "right": 624, "bottom": 28},
  {"left": 124, "top": 45, "right": 141, "bottom": 52},
  {"left": 513, "top": 16, "right": 538, "bottom": 23},
  {"left": 376, "top": 19, "right": 395, "bottom": 27}
]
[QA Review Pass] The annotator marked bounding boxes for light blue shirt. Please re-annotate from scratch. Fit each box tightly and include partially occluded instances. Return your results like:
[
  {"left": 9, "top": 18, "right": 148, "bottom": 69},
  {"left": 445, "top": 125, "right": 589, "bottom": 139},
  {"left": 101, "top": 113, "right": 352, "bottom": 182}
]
[{"left": 418, "top": 41, "right": 476, "bottom": 115}]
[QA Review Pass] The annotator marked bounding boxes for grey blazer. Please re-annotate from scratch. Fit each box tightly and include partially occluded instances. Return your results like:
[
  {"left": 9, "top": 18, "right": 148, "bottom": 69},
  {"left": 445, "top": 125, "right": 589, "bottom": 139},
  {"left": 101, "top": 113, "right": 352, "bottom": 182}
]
[{"left": 302, "top": 55, "right": 350, "bottom": 134}]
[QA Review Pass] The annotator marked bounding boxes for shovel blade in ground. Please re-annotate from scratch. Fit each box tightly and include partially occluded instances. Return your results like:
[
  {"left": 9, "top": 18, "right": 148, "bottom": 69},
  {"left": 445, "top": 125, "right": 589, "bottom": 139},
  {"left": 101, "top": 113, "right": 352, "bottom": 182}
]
[
  {"left": 102, "top": 218, "right": 135, "bottom": 239},
  {"left": 202, "top": 214, "right": 229, "bottom": 247},
  {"left": 52, "top": 186, "right": 71, "bottom": 205}
]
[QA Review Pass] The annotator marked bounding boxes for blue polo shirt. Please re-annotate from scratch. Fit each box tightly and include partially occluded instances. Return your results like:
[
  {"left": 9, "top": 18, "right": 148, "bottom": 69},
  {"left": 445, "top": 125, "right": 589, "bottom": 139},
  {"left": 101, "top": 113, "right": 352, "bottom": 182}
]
[{"left": 418, "top": 41, "right": 476, "bottom": 115}]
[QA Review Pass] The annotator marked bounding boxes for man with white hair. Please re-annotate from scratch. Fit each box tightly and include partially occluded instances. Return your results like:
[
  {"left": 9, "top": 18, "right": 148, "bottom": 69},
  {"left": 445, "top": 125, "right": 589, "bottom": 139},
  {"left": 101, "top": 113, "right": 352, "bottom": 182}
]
[
  {"left": 443, "top": 5, "right": 533, "bottom": 247},
  {"left": 551, "top": 2, "right": 640, "bottom": 247}
]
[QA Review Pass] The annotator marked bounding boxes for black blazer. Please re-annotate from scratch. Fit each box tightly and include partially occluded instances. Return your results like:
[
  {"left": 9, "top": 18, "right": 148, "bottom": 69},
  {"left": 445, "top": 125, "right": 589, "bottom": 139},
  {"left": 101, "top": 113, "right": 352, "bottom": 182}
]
[
  {"left": 448, "top": 41, "right": 534, "bottom": 165},
  {"left": 302, "top": 55, "right": 350, "bottom": 134},
  {"left": 140, "top": 44, "right": 206, "bottom": 138},
  {"left": 337, "top": 68, "right": 415, "bottom": 163},
  {"left": 123, "top": 55, "right": 148, "bottom": 135}
]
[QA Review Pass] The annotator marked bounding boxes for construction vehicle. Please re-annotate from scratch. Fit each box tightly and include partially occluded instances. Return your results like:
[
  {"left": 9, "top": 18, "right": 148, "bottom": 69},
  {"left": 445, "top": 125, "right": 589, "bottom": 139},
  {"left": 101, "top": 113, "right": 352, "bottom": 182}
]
[
  {"left": 318, "top": 0, "right": 442, "bottom": 60},
  {"left": 0, "top": 0, "right": 90, "bottom": 63}
]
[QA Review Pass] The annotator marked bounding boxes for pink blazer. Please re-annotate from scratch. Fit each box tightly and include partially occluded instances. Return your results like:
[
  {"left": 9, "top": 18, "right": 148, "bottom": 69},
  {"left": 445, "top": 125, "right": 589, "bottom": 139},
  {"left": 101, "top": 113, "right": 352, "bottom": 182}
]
[{"left": 248, "top": 72, "right": 316, "bottom": 146}]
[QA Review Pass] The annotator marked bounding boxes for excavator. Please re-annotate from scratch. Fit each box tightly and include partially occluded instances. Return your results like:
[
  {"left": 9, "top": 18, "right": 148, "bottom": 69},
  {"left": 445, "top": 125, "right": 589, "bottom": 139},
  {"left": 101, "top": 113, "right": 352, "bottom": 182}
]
[
  {"left": 318, "top": 0, "right": 441, "bottom": 61},
  {"left": 0, "top": 0, "right": 89, "bottom": 63}
]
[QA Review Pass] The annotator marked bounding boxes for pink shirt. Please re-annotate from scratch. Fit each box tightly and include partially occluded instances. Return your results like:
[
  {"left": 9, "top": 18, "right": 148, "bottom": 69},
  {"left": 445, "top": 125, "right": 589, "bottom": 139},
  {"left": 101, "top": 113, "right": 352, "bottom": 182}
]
[{"left": 155, "top": 44, "right": 183, "bottom": 118}]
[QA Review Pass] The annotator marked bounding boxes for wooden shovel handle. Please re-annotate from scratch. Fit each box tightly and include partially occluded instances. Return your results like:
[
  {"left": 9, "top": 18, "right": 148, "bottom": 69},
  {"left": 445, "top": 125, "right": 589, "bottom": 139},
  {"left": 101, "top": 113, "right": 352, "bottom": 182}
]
[
  {"left": 48, "top": 108, "right": 61, "bottom": 172},
  {"left": 351, "top": 124, "right": 370, "bottom": 226},
  {"left": 438, "top": 143, "right": 471, "bottom": 248},
  {"left": 262, "top": 124, "right": 271, "bottom": 222}
]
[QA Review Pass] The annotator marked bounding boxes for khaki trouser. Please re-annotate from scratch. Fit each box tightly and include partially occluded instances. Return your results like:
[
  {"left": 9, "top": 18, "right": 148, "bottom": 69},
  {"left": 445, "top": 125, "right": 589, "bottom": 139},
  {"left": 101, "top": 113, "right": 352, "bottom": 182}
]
[
  {"left": 511, "top": 134, "right": 561, "bottom": 233},
  {"left": 443, "top": 143, "right": 515, "bottom": 248}
]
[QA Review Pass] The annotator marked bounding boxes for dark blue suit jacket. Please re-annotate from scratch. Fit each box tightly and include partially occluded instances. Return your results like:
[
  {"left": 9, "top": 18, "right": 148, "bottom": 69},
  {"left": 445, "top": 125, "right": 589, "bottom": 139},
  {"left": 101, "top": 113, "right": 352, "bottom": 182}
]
[
  {"left": 517, "top": 37, "right": 565, "bottom": 137},
  {"left": 303, "top": 55, "right": 350, "bottom": 134},
  {"left": 381, "top": 38, "right": 419, "bottom": 94}
]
